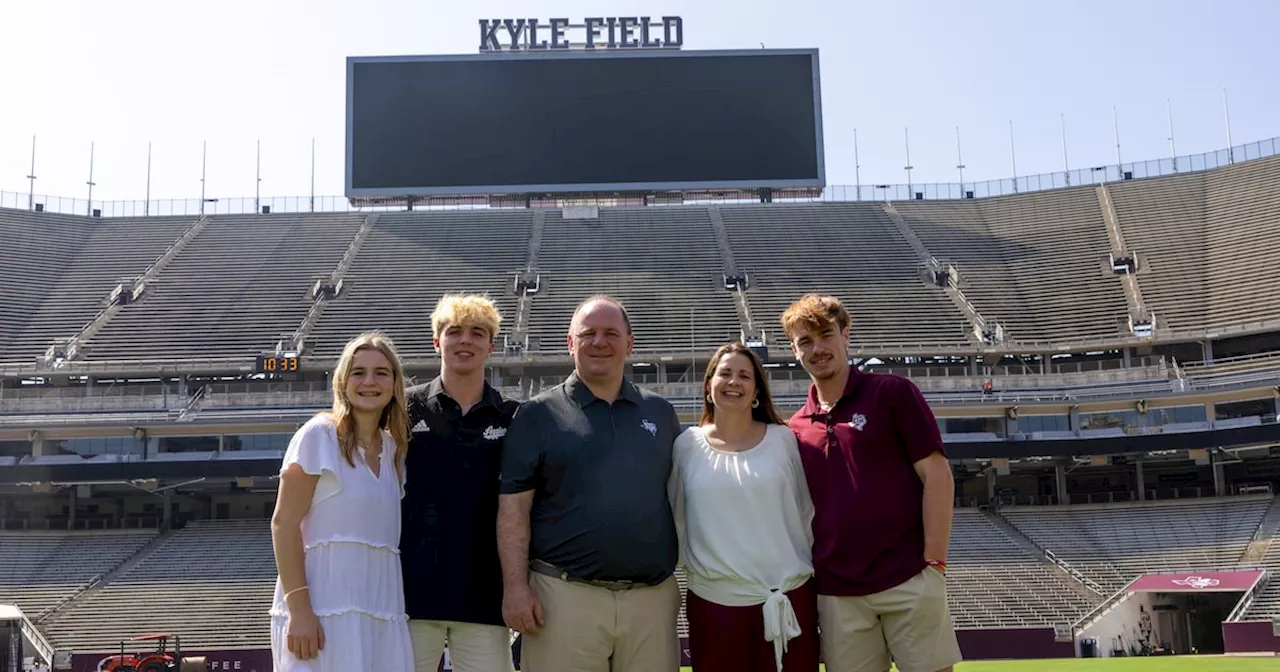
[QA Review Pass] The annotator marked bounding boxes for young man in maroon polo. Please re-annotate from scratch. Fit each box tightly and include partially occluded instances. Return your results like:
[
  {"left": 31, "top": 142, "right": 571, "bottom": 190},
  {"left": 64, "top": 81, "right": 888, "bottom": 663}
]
[{"left": 782, "top": 294, "right": 961, "bottom": 672}]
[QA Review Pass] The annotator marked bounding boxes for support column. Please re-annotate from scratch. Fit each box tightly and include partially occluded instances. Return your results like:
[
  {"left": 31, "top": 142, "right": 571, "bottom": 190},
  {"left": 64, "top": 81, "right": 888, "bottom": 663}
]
[
  {"left": 1040, "top": 354, "right": 1051, "bottom": 374},
  {"left": 30, "top": 430, "right": 44, "bottom": 457},
  {"left": 1202, "top": 340, "right": 1214, "bottom": 365},
  {"left": 1123, "top": 347, "right": 1132, "bottom": 368},
  {"left": 68, "top": 488, "right": 77, "bottom": 527},
  {"left": 1135, "top": 459, "right": 1146, "bottom": 501},
  {"left": 1055, "top": 465, "right": 1070, "bottom": 505},
  {"left": 162, "top": 489, "right": 173, "bottom": 531},
  {"left": 1213, "top": 453, "right": 1227, "bottom": 497},
  {"left": 986, "top": 469, "right": 997, "bottom": 504}
]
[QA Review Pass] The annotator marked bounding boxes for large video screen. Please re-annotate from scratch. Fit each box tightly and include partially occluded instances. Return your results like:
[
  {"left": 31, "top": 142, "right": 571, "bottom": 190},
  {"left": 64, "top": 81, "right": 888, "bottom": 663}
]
[{"left": 345, "top": 49, "right": 824, "bottom": 197}]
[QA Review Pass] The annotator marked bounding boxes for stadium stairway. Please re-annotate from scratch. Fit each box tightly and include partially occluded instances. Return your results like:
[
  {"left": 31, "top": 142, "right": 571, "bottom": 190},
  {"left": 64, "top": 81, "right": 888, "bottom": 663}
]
[
  {"left": 883, "top": 201, "right": 997, "bottom": 346},
  {"left": 980, "top": 508, "right": 1107, "bottom": 600},
  {"left": 289, "top": 213, "right": 379, "bottom": 354},
  {"left": 510, "top": 210, "right": 546, "bottom": 348},
  {"left": 34, "top": 527, "right": 176, "bottom": 626},
  {"left": 707, "top": 206, "right": 758, "bottom": 341},
  {"left": 1239, "top": 494, "right": 1280, "bottom": 565},
  {"left": 1095, "top": 185, "right": 1153, "bottom": 335}
]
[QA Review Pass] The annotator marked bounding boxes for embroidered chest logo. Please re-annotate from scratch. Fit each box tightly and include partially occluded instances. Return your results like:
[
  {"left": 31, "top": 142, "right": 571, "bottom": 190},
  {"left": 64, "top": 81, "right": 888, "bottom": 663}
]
[
  {"left": 849, "top": 414, "right": 868, "bottom": 431},
  {"left": 641, "top": 419, "right": 658, "bottom": 436},
  {"left": 482, "top": 426, "right": 507, "bottom": 441},
  {"left": 412, "top": 420, "right": 430, "bottom": 434}
]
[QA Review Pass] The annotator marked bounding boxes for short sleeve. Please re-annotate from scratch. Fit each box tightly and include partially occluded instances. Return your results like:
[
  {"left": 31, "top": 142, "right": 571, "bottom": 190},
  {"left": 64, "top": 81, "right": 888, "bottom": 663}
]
[
  {"left": 281, "top": 416, "right": 343, "bottom": 506},
  {"left": 780, "top": 427, "right": 815, "bottom": 549},
  {"left": 891, "top": 378, "right": 945, "bottom": 464},
  {"left": 499, "top": 402, "right": 545, "bottom": 495}
]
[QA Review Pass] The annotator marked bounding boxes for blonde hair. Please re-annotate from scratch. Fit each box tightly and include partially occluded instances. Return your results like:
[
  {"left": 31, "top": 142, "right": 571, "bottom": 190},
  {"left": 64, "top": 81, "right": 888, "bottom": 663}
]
[
  {"left": 328, "top": 332, "right": 409, "bottom": 479},
  {"left": 780, "top": 294, "right": 851, "bottom": 343},
  {"left": 431, "top": 293, "right": 503, "bottom": 341}
]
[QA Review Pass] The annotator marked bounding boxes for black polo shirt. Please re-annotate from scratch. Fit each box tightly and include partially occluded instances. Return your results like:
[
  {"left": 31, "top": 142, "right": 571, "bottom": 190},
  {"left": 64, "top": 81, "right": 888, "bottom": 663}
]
[
  {"left": 401, "top": 377, "right": 517, "bottom": 625},
  {"left": 499, "top": 372, "right": 680, "bottom": 584}
]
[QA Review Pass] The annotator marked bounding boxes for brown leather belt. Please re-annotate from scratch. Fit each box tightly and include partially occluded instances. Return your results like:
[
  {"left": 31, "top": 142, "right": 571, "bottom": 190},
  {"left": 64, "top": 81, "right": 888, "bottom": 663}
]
[{"left": 529, "top": 559, "right": 661, "bottom": 592}]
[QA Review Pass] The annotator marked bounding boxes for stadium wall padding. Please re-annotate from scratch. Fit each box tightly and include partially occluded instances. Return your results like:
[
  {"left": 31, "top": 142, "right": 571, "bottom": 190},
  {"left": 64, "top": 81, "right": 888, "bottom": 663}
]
[
  {"left": 955, "top": 627, "right": 1076, "bottom": 660},
  {"left": 1223, "top": 620, "right": 1280, "bottom": 653}
]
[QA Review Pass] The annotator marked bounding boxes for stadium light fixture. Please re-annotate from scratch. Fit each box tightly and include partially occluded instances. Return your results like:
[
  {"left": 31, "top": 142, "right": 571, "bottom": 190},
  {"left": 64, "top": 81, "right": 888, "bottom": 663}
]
[
  {"left": 85, "top": 141, "right": 96, "bottom": 217},
  {"left": 26, "top": 135, "right": 37, "bottom": 211}
]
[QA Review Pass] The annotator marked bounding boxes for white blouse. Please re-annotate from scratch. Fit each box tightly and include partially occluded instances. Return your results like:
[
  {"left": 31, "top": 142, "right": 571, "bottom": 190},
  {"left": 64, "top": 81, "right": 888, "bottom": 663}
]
[{"left": 669, "top": 423, "right": 815, "bottom": 672}]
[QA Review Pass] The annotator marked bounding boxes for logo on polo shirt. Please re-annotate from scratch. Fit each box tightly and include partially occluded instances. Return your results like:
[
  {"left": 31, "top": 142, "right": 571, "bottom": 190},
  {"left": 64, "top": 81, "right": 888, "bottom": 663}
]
[
  {"left": 482, "top": 426, "right": 507, "bottom": 441},
  {"left": 849, "top": 414, "right": 867, "bottom": 431},
  {"left": 641, "top": 419, "right": 658, "bottom": 436},
  {"left": 412, "top": 420, "right": 430, "bottom": 434}
]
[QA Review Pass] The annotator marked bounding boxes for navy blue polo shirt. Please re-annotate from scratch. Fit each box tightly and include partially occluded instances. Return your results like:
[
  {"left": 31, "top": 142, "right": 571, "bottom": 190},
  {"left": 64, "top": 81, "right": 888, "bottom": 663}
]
[
  {"left": 500, "top": 372, "right": 680, "bottom": 583},
  {"left": 401, "top": 377, "right": 518, "bottom": 625}
]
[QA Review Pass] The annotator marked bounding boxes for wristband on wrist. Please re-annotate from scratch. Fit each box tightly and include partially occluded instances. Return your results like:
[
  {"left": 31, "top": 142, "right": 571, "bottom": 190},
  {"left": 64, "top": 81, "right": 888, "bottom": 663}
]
[{"left": 926, "top": 559, "right": 947, "bottom": 573}]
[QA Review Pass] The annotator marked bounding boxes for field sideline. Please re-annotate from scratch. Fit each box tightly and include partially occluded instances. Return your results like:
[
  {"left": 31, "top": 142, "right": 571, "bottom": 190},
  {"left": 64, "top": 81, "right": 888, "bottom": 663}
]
[{"left": 678, "top": 658, "right": 1280, "bottom": 671}]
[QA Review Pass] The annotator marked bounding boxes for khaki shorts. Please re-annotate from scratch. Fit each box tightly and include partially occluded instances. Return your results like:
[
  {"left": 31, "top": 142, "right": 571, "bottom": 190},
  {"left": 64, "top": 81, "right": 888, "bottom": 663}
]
[{"left": 818, "top": 567, "right": 962, "bottom": 672}]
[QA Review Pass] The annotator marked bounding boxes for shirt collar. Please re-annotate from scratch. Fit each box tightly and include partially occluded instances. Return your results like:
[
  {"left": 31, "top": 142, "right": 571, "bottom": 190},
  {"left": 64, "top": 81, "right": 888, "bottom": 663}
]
[
  {"left": 565, "top": 371, "right": 642, "bottom": 407},
  {"left": 801, "top": 366, "right": 863, "bottom": 417},
  {"left": 427, "top": 375, "right": 502, "bottom": 411}
]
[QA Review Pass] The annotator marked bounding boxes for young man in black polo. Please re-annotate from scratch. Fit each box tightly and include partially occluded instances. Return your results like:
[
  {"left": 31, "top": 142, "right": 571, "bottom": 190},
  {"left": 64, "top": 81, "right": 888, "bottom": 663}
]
[{"left": 403, "top": 293, "right": 517, "bottom": 672}]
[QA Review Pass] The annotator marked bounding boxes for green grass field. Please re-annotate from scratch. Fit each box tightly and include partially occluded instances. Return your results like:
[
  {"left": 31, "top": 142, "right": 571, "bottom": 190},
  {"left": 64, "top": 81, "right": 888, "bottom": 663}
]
[{"left": 678, "top": 658, "right": 1280, "bottom": 671}]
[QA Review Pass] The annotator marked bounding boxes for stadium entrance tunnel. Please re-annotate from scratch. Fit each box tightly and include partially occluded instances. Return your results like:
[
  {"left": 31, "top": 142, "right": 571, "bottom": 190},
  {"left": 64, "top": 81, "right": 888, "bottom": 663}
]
[{"left": 1078, "top": 570, "right": 1264, "bottom": 657}]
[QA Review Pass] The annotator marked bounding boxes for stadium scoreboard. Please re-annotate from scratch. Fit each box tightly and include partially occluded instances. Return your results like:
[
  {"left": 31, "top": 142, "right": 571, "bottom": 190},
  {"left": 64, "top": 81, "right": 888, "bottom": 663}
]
[
  {"left": 344, "top": 48, "right": 824, "bottom": 200},
  {"left": 255, "top": 355, "right": 299, "bottom": 374}
]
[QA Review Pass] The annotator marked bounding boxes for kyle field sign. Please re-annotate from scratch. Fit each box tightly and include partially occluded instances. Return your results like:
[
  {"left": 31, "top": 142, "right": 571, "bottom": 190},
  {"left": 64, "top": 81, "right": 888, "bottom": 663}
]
[{"left": 479, "top": 17, "right": 684, "bottom": 52}]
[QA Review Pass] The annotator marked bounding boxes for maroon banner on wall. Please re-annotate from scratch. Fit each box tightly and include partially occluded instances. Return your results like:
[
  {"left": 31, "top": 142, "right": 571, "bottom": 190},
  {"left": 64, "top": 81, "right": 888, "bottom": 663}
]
[
  {"left": 1223, "top": 620, "right": 1280, "bottom": 654},
  {"left": 956, "top": 627, "right": 1076, "bottom": 660},
  {"left": 71, "top": 650, "right": 273, "bottom": 672}
]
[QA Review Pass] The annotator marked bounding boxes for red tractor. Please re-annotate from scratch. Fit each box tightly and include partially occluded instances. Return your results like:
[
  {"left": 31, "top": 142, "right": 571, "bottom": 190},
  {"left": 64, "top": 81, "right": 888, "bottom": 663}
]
[{"left": 95, "top": 634, "right": 207, "bottom": 672}]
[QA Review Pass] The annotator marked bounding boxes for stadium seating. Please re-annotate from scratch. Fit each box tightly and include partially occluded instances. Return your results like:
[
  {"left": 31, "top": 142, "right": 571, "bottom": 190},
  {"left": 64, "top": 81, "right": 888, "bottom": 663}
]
[
  {"left": 0, "top": 529, "right": 155, "bottom": 621},
  {"left": 1109, "top": 155, "right": 1280, "bottom": 335},
  {"left": 41, "top": 519, "right": 275, "bottom": 652},
  {"left": 526, "top": 207, "right": 742, "bottom": 355},
  {"left": 3, "top": 216, "right": 195, "bottom": 363},
  {"left": 719, "top": 203, "right": 971, "bottom": 347},
  {"left": 1201, "top": 155, "right": 1280, "bottom": 330},
  {"left": 308, "top": 211, "right": 532, "bottom": 360},
  {"left": 946, "top": 509, "right": 1097, "bottom": 628},
  {"left": 895, "top": 187, "right": 1131, "bottom": 344},
  {"left": 82, "top": 214, "right": 363, "bottom": 360},
  {"left": 999, "top": 496, "right": 1271, "bottom": 594},
  {"left": 1107, "top": 171, "right": 1209, "bottom": 333},
  {"left": 0, "top": 211, "right": 89, "bottom": 361}
]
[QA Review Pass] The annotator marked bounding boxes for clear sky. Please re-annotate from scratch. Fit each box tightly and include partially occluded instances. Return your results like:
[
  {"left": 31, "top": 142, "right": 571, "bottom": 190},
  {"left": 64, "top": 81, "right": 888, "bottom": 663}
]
[{"left": 1, "top": 0, "right": 1277, "bottom": 202}]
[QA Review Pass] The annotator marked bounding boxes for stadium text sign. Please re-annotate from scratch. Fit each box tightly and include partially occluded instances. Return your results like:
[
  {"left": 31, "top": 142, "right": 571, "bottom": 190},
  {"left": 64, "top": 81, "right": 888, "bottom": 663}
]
[{"left": 479, "top": 17, "right": 683, "bottom": 52}]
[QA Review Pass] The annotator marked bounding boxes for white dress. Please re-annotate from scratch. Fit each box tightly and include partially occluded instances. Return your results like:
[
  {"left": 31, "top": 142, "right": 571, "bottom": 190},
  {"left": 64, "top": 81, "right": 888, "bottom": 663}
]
[{"left": 270, "top": 415, "right": 414, "bottom": 672}]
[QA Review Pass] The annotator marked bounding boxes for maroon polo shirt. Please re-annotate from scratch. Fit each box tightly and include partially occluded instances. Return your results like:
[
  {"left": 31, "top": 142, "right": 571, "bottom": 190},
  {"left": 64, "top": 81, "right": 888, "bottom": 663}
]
[{"left": 789, "top": 366, "right": 945, "bottom": 596}]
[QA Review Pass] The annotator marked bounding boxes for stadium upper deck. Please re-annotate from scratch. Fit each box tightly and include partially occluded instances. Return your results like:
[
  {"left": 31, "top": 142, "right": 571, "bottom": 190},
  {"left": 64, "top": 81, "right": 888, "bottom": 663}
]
[{"left": 0, "top": 151, "right": 1278, "bottom": 372}]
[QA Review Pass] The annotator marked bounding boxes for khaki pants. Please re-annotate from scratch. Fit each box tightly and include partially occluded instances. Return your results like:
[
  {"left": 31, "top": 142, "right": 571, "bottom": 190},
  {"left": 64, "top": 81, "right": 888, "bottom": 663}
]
[
  {"left": 818, "top": 567, "right": 962, "bottom": 672},
  {"left": 409, "top": 619, "right": 515, "bottom": 672},
  {"left": 521, "top": 571, "right": 680, "bottom": 672}
]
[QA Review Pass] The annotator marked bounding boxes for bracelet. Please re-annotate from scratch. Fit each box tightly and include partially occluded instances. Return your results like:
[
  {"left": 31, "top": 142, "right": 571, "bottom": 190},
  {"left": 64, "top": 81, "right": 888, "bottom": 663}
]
[
  {"left": 284, "top": 586, "right": 310, "bottom": 600},
  {"left": 926, "top": 560, "right": 947, "bottom": 572}
]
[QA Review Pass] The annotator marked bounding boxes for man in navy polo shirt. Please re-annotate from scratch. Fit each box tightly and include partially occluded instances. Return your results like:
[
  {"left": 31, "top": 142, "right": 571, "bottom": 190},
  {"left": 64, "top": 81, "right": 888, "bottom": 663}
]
[
  {"left": 403, "top": 293, "right": 517, "bottom": 672},
  {"left": 782, "top": 294, "right": 961, "bottom": 672}
]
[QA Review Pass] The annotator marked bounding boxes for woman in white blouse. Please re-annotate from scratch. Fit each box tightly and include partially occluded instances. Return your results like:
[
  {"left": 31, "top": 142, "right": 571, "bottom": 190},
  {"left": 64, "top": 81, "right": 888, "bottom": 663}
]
[
  {"left": 670, "top": 343, "right": 819, "bottom": 672},
  {"left": 269, "top": 332, "right": 415, "bottom": 671}
]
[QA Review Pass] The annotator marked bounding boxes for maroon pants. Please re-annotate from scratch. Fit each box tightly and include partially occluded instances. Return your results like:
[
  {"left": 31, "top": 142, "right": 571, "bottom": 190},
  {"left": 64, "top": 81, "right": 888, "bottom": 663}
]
[{"left": 686, "top": 579, "right": 821, "bottom": 672}]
